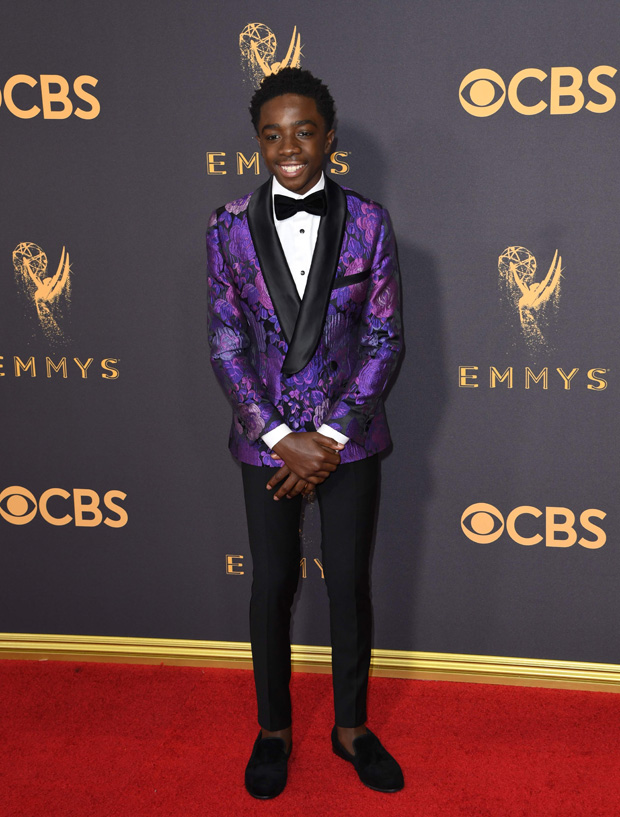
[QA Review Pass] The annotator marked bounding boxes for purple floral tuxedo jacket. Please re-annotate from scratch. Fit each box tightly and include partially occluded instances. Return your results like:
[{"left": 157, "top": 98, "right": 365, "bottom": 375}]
[{"left": 207, "top": 176, "right": 402, "bottom": 467}]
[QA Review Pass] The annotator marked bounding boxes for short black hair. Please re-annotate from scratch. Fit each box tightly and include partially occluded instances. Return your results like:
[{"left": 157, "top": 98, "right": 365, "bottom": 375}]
[{"left": 249, "top": 67, "right": 336, "bottom": 133}]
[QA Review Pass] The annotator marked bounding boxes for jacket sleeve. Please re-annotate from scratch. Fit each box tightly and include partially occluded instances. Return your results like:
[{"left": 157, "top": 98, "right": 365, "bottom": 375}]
[
  {"left": 206, "top": 211, "right": 284, "bottom": 442},
  {"left": 323, "top": 207, "right": 402, "bottom": 445}
]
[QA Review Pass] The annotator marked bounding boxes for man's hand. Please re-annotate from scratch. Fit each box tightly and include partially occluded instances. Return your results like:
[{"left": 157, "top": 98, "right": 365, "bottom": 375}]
[
  {"left": 267, "top": 432, "right": 344, "bottom": 499},
  {"left": 265, "top": 464, "right": 318, "bottom": 501}
]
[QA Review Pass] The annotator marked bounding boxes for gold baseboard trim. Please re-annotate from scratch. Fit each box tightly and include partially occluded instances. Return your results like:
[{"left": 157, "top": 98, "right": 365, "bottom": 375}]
[{"left": 1, "top": 633, "right": 619, "bottom": 692}]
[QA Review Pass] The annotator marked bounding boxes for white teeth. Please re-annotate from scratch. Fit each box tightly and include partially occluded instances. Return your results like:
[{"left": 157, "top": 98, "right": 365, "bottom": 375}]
[{"left": 280, "top": 164, "right": 305, "bottom": 173}]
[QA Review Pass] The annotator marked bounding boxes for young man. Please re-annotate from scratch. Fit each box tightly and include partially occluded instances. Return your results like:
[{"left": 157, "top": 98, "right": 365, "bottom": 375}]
[{"left": 207, "top": 68, "right": 403, "bottom": 798}]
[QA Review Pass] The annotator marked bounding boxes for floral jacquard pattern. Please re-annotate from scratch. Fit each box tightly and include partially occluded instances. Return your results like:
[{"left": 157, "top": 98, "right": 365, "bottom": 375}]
[
  {"left": 207, "top": 185, "right": 402, "bottom": 467},
  {"left": 225, "top": 193, "right": 251, "bottom": 215}
]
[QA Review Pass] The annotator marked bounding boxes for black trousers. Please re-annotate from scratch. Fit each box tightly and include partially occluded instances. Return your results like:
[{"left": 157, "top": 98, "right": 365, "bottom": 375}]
[{"left": 241, "top": 455, "right": 379, "bottom": 731}]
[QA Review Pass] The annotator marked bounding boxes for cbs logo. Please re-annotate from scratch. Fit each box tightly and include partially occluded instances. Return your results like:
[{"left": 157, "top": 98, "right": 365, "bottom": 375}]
[
  {"left": 459, "top": 66, "right": 616, "bottom": 117},
  {"left": 0, "top": 486, "right": 127, "bottom": 528},
  {"left": 461, "top": 503, "right": 606, "bottom": 548},
  {"left": 0, "top": 75, "right": 99, "bottom": 119}
]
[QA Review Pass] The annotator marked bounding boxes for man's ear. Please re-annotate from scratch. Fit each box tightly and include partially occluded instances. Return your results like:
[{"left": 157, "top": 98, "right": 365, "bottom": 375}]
[{"left": 324, "top": 129, "right": 335, "bottom": 154}]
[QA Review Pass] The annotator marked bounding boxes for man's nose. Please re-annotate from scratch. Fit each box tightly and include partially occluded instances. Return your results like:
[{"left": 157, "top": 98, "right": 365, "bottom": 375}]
[{"left": 279, "top": 134, "right": 301, "bottom": 154}]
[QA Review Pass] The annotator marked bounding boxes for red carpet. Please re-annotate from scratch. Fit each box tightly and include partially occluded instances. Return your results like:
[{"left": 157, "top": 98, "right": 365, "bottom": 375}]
[{"left": 1, "top": 661, "right": 619, "bottom": 816}]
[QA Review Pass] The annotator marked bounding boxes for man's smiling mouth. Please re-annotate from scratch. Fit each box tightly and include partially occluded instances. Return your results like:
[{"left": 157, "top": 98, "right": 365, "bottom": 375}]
[{"left": 278, "top": 163, "right": 307, "bottom": 175}]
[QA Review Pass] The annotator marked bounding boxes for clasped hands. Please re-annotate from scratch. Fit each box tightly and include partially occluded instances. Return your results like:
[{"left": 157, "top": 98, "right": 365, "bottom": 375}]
[{"left": 267, "top": 431, "right": 344, "bottom": 500}]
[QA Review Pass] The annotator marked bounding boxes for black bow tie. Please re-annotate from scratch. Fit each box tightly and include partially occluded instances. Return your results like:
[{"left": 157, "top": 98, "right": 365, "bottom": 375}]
[{"left": 274, "top": 190, "right": 327, "bottom": 221}]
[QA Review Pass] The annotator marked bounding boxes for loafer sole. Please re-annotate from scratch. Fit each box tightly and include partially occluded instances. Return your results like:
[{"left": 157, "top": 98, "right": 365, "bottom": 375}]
[{"left": 246, "top": 789, "right": 285, "bottom": 800}]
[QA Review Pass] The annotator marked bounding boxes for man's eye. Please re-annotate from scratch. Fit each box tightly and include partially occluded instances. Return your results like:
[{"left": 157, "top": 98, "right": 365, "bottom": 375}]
[
  {"left": 298, "top": 131, "right": 313, "bottom": 137},
  {"left": 264, "top": 134, "right": 279, "bottom": 141}
]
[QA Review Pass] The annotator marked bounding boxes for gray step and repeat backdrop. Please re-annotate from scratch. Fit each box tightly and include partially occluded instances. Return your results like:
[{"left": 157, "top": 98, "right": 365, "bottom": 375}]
[{"left": 1, "top": 0, "right": 618, "bottom": 664}]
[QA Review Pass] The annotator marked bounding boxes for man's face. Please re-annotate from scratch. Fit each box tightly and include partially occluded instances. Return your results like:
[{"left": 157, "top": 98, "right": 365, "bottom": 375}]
[{"left": 256, "top": 93, "right": 335, "bottom": 195}]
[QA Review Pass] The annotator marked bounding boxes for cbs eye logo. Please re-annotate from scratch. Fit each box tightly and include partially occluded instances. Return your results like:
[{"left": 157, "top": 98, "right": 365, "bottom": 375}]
[
  {"left": 459, "top": 70, "right": 506, "bottom": 117},
  {"left": 0, "top": 486, "right": 127, "bottom": 528},
  {"left": 459, "top": 65, "right": 616, "bottom": 117},
  {"left": 461, "top": 503, "right": 606, "bottom": 549}
]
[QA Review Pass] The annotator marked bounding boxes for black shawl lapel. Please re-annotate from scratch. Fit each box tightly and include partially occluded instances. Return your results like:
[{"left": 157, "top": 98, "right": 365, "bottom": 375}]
[
  {"left": 247, "top": 177, "right": 300, "bottom": 344},
  {"left": 282, "top": 178, "right": 347, "bottom": 376}
]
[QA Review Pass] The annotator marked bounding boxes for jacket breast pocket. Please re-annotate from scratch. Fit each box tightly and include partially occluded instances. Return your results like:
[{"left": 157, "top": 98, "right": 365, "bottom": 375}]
[
  {"left": 332, "top": 267, "right": 372, "bottom": 289},
  {"left": 331, "top": 268, "right": 372, "bottom": 289}
]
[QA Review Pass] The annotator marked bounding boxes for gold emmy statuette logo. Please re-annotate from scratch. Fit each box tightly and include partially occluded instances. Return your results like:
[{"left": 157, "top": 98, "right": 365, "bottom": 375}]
[
  {"left": 13, "top": 242, "right": 72, "bottom": 344},
  {"left": 239, "top": 23, "right": 302, "bottom": 86},
  {"left": 498, "top": 246, "right": 563, "bottom": 353}
]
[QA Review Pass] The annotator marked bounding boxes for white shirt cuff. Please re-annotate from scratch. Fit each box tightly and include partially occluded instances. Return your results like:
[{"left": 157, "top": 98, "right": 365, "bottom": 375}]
[
  {"left": 262, "top": 423, "right": 293, "bottom": 450},
  {"left": 317, "top": 424, "right": 349, "bottom": 445}
]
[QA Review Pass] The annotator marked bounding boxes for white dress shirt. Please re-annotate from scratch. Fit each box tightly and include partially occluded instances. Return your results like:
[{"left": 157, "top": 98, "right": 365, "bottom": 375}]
[
  {"left": 261, "top": 173, "right": 349, "bottom": 451},
  {"left": 272, "top": 174, "right": 323, "bottom": 298}
]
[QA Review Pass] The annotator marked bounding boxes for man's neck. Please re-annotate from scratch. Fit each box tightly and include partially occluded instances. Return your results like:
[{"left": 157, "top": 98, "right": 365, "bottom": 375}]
[{"left": 271, "top": 172, "right": 325, "bottom": 200}]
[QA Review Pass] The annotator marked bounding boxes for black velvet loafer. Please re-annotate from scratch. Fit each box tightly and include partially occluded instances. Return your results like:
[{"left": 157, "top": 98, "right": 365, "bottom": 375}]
[
  {"left": 331, "top": 726, "right": 404, "bottom": 792},
  {"left": 244, "top": 731, "right": 291, "bottom": 799}
]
